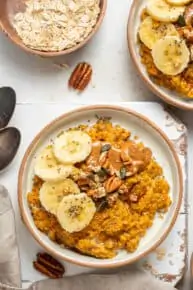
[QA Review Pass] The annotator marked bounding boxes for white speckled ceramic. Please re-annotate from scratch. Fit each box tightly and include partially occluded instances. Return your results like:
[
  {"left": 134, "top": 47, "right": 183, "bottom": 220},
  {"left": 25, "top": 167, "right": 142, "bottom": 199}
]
[
  {"left": 18, "top": 105, "right": 183, "bottom": 268},
  {"left": 127, "top": 0, "right": 193, "bottom": 110}
]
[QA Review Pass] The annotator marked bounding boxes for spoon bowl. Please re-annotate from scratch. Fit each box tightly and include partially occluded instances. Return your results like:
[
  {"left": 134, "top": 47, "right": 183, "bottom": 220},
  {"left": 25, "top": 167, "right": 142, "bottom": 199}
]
[
  {"left": 0, "top": 127, "right": 21, "bottom": 171},
  {"left": 0, "top": 87, "right": 16, "bottom": 129}
]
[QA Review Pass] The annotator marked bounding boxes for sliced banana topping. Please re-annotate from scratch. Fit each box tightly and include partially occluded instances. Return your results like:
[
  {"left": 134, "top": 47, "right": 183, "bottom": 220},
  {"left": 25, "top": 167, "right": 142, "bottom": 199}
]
[
  {"left": 39, "top": 179, "right": 80, "bottom": 215},
  {"left": 57, "top": 193, "right": 96, "bottom": 233},
  {"left": 53, "top": 131, "right": 92, "bottom": 165},
  {"left": 147, "top": 0, "right": 185, "bottom": 22},
  {"left": 166, "top": 0, "right": 192, "bottom": 5},
  {"left": 34, "top": 146, "right": 73, "bottom": 182},
  {"left": 152, "top": 36, "right": 190, "bottom": 75},
  {"left": 139, "top": 16, "right": 179, "bottom": 49}
]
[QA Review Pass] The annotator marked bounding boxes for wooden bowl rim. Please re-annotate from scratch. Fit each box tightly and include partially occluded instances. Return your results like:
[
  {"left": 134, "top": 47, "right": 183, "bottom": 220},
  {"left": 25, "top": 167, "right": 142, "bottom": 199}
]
[
  {"left": 18, "top": 104, "right": 183, "bottom": 268},
  {"left": 0, "top": 0, "right": 107, "bottom": 57}
]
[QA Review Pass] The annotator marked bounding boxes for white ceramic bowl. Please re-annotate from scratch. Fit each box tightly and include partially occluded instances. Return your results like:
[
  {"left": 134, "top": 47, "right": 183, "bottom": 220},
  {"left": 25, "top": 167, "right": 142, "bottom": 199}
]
[
  {"left": 127, "top": 0, "right": 193, "bottom": 110},
  {"left": 18, "top": 105, "right": 183, "bottom": 268}
]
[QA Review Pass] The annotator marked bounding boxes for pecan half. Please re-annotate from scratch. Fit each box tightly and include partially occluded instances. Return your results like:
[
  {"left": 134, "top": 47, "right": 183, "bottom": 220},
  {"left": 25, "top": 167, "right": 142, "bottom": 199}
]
[
  {"left": 104, "top": 176, "right": 122, "bottom": 193},
  {"left": 68, "top": 62, "right": 92, "bottom": 91},
  {"left": 33, "top": 252, "right": 65, "bottom": 279}
]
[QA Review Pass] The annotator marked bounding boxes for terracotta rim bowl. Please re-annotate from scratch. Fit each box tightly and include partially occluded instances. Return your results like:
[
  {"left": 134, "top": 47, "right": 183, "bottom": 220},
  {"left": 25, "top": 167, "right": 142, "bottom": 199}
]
[
  {"left": 127, "top": 0, "right": 193, "bottom": 110},
  {"left": 18, "top": 105, "right": 183, "bottom": 268},
  {"left": 0, "top": 0, "right": 107, "bottom": 57}
]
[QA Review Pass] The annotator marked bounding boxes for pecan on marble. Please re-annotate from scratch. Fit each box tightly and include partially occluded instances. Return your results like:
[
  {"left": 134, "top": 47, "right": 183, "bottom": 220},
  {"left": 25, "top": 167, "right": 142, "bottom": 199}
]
[
  {"left": 33, "top": 252, "right": 65, "bottom": 279},
  {"left": 68, "top": 62, "right": 92, "bottom": 91}
]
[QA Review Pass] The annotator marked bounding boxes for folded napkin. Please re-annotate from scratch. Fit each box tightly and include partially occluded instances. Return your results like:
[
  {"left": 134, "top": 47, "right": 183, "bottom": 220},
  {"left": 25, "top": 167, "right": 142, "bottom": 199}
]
[{"left": 0, "top": 185, "right": 177, "bottom": 290}]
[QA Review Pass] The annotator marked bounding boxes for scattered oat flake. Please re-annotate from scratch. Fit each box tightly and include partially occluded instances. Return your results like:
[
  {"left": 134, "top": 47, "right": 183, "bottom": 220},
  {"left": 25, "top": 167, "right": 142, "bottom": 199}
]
[
  {"left": 53, "top": 63, "right": 70, "bottom": 69},
  {"left": 155, "top": 248, "right": 166, "bottom": 261},
  {"left": 12, "top": 0, "right": 100, "bottom": 52},
  {"left": 168, "top": 253, "right": 173, "bottom": 257}
]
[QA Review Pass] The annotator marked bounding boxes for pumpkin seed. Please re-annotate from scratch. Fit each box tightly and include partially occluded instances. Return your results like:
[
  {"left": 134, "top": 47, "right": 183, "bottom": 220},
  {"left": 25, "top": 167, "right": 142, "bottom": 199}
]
[
  {"left": 177, "top": 15, "right": 186, "bottom": 27},
  {"left": 97, "top": 198, "right": 109, "bottom": 212},
  {"left": 97, "top": 168, "right": 109, "bottom": 177},
  {"left": 120, "top": 166, "right": 127, "bottom": 179},
  {"left": 95, "top": 114, "right": 112, "bottom": 122},
  {"left": 101, "top": 144, "right": 111, "bottom": 153}
]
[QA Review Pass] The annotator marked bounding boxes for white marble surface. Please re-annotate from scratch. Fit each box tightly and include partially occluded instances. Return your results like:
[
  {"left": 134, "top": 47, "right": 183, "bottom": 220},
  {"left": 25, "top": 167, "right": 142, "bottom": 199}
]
[{"left": 0, "top": 0, "right": 192, "bottom": 289}]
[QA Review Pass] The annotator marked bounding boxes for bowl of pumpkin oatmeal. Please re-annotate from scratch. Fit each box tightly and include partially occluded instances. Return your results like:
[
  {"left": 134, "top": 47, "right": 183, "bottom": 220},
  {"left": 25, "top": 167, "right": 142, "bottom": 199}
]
[
  {"left": 18, "top": 105, "right": 183, "bottom": 268},
  {"left": 128, "top": 0, "right": 193, "bottom": 110}
]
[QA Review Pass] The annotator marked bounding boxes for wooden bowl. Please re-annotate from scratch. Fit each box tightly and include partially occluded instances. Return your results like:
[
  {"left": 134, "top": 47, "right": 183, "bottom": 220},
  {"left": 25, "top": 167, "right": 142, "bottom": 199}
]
[
  {"left": 0, "top": 0, "right": 107, "bottom": 57},
  {"left": 127, "top": 0, "right": 193, "bottom": 110},
  {"left": 18, "top": 105, "right": 183, "bottom": 268}
]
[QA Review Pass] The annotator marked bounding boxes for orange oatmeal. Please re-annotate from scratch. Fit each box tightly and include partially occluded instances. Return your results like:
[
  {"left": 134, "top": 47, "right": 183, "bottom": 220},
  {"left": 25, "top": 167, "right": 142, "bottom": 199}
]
[
  {"left": 138, "top": 1, "right": 193, "bottom": 99},
  {"left": 27, "top": 119, "right": 171, "bottom": 259}
]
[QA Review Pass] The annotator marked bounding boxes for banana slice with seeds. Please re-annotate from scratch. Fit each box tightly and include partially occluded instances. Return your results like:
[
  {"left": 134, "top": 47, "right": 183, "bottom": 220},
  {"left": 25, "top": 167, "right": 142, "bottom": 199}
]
[
  {"left": 57, "top": 193, "right": 96, "bottom": 233},
  {"left": 53, "top": 131, "right": 92, "bottom": 165},
  {"left": 152, "top": 36, "right": 190, "bottom": 75},
  {"left": 39, "top": 179, "right": 80, "bottom": 215},
  {"left": 34, "top": 146, "right": 73, "bottom": 182},
  {"left": 147, "top": 0, "right": 185, "bottom": 22},
  {"left": 139, "top": 16, "right": 179, "bottom": 49}
]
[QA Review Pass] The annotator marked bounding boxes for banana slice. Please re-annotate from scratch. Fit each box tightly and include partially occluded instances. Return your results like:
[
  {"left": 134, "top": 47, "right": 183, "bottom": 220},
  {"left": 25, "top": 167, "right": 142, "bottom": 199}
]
[
  {"left": 146, "top": 0, "right": 185, "bottom": 22},
  {"left": 39, "top": 179, "right": 80, "bottom": 215},
  {"left": 34, "top": 146, "right": 73, "bottom": 182},
  {"left": 53, "top": 131, "right": 92, "bottom": 165},
  {"left": 57, "top": 193, "right": 96, "bottom": 233},
  {"left": 139, "top": 16, "right": 179, "bottom": 49},
  {"left": 166, "top": 0, "right": 191, "bottom": 5},
  {"left": 152, "top": 36, "right": 190, "bottom": 75}
]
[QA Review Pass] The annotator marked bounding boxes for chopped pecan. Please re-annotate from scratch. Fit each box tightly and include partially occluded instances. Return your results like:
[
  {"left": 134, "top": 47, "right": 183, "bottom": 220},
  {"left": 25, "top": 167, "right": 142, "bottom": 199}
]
[
  {"left": 185, "top": 3, "right": 193, "bottom": 26},
  {"left": 77, "top": 176, "right": 96, "bottom": 190},
  {"left": 129, "top": 194, "right": 138, "bottom": 203},
  {"left": 183, "top": 27, "right": 193, "bottom": 42},
  {"left": 125, "top": 164, "right": 138, "bottom": 177},
  {"left": 77, "top": 178, "right": 90, "bottom": 187},
  {"left": 104, "top": 176, "right": 123, "bottom": 193},
  {"left": 33, "top": 252, "right": 65, "bottom": 279},
  {"left": 87, "top": 187, "right": 106, "bottom": 199},
  {"left": 68, "top": 62, "right": 92, "bottom": 91},
  {"left": 118, "top": 184, "right": 129, "bottom": 195},
  {"left": 107, "top": 193, "right": 119, "bottom": 207}
]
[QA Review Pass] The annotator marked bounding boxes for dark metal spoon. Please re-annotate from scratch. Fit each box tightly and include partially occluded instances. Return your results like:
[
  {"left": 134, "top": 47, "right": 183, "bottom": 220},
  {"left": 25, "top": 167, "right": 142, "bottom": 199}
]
[
  {"left": 0, "top": 87, "right": 16, "bottom": 129},
  {"left": 0, "top": 127, "right": 21, "bottom": 171}
]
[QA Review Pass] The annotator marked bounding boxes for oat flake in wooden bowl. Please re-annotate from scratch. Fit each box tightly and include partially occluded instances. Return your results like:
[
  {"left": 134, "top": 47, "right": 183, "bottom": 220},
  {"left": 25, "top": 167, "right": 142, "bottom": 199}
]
[{"left": 13, "top": 0, "right": 100, "bottom": 51}]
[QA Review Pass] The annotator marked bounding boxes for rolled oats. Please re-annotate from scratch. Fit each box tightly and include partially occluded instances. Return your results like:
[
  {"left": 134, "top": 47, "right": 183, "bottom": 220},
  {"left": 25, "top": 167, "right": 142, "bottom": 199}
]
[{"left": 12, "top": 0, "right": 100, "bottom": 52}]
